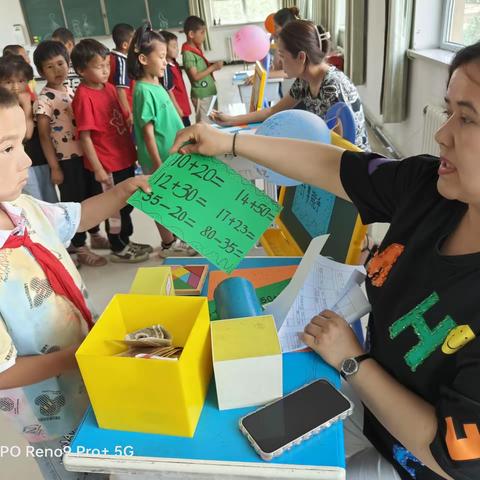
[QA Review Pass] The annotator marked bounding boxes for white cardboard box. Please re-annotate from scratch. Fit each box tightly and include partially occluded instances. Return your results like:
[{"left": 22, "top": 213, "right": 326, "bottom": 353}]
[{"left": 211, "top": 315, "right": 282, "bottom": 410}]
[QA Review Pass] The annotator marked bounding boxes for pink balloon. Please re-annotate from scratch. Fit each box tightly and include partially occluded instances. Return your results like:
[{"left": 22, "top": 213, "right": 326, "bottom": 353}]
[{"left": 233, "top": 25, "right": 270, "bottom": 62}]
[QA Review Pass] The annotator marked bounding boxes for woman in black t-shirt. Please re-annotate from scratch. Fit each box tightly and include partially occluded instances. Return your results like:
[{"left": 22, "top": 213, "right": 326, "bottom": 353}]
[{"left": 172, "top": 41, "right": 480, "bottom": 480}]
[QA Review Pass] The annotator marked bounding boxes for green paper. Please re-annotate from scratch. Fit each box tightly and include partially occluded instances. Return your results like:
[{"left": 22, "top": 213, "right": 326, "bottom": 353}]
[
  {"left": 256, "top": 279, "right": 291, "bottom": 305},
  {"left": 208, "top": 278, "right": 291, "bottom": 320},
  {"left": 128, "top": 153, "right": 283, "bottom": 273}
]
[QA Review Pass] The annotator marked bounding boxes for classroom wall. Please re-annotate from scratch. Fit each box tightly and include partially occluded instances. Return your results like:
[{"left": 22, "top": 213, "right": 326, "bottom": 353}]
[
  {"left": 356, "top": 0, "right": 450, "bottom": 157},
  {"left": 0, "top": 2, "right": 28, "bottom": 49},
  {"left": 207, "top": 22, "right": 263, "bottom": 61}
]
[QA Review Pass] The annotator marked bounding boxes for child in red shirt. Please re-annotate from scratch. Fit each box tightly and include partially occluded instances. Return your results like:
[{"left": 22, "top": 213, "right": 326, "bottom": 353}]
[
  {"left": 160, "top": 30, "right": 192, "bottom": 127},
  {"left": 71, "top": 39, "right": 151, "bottom": 263}
]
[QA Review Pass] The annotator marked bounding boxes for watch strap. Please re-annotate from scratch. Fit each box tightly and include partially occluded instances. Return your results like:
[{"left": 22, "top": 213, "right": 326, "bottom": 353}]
[{"left": 354, "top": 353, "right": 371, "bottom": 364}]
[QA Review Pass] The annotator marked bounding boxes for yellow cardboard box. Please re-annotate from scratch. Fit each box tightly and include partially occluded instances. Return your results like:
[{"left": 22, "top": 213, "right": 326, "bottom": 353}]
[
  {"left": 211, "top": 315, "right": 282, "bottom": 410},
  {"left": 129, "top": 267, "right": 174, "bottom": 296},
  {"left": 76, "top": 294, "right": 212, "bottom": 436}
]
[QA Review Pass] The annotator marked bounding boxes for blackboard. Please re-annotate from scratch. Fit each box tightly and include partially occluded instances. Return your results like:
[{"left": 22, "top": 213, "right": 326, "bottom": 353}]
[
  {"left": 22, "top": 0, "right": 190, "bottom": 41},
  {"left": 21, "top": 0, "right": 66, "bottom": 42},
  {"left": 105, "top": 0, "right": 149, "bottom": 33},
  {"left": 62, "top": 0, "right": 107, "bottom": 37},
  {"left": 148, "top": 0, "right": 189, "bottom": 30}
]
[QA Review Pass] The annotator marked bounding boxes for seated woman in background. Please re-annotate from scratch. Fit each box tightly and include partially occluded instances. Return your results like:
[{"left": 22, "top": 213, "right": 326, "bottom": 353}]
[{"left": 211, "top": 20, "right": 369, "bottom": 151}]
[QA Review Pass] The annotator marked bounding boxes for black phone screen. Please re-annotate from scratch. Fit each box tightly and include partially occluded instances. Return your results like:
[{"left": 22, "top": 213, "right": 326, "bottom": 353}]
[{"left": 241, "top": 379, "right": 351, "bottom": 454}]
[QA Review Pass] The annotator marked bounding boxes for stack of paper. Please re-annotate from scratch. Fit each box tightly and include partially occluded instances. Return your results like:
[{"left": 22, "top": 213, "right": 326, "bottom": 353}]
[{"left": 263, "top": 235, "right": 371, "bottom": 353}]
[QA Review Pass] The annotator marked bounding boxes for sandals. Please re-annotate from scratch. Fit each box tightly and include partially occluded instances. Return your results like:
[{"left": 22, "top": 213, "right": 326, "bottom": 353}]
[
  {"left": 89, "top": 233, "right": 111, "bottom": 250},
  {"left": 75, "top": 246, "right": 108, "bottom": 267}
]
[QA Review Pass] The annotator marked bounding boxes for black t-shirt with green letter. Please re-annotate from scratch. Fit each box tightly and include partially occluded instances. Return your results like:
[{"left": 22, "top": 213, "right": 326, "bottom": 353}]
[{"left": 340, "top": 151, "right": 480, "bottom": 480}]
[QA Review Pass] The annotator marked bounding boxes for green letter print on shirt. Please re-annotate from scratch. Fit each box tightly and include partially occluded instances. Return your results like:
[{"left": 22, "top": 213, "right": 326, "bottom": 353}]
[{"left": 389, "top": 292, "right": 457, "bottom": 372}]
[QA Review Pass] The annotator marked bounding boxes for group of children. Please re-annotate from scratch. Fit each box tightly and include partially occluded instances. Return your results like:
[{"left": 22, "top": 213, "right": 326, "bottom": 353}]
[
  {"left": 0, "top": 15, "right": 220, "bottom": 267},
  {"left": 0, "top": 13, "right": 222, "bottom": 480}
]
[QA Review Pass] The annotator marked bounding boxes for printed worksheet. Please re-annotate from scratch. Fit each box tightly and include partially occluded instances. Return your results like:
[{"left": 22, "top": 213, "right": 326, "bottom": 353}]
[
  {"left": 278, "top": 256, "right": 370, "bottom": 353},
  {"left": 264, "top": 235, "right": 329, "bottom": 329}
]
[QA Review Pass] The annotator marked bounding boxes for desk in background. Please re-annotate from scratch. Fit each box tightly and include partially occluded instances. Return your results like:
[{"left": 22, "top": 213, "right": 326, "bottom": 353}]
[
  {"left": 233, "top": 70, "right": 283, "bottom": 109},
  {"left": 64, "top": 257, "right": 346, "bottom": 480}
]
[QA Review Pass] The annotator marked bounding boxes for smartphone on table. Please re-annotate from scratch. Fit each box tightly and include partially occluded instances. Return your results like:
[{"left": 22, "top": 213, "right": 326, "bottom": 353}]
[{"left": 239, "top": 379, "right": 353, "bottom": 461}]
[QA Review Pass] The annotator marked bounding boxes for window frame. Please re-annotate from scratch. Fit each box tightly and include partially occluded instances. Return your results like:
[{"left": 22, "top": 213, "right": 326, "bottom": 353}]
[
  {"left": 440, "top": 0, "right": 477, "bottom": 52},
  {"left": 209, "top": 0, "right": 280, "bottom": 27}
]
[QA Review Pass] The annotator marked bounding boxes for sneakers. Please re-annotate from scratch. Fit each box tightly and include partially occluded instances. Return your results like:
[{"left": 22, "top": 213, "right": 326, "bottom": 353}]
[
  {"left": 130, "top": 241, "right": 154, "bottom": 254},
  {"left": 159, "top": 239, "right": 197, "bottom": 258},
  {"left": 89, "top": 233, "right": 110, "bottom": 250},
  {"left": 110, "top": 244, "right": 149, "bottom": 263},
  {"left": 75, "top": 246, "right": 108, "bottom": 267}
]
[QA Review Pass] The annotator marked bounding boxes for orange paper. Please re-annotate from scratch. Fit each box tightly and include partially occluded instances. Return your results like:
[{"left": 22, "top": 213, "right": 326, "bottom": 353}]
[{"left": 207, "top": 265, "right": 298, "bottom": 300}]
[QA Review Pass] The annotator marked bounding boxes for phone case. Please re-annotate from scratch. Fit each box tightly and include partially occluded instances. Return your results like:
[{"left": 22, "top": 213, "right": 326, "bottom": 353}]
[{"left": 238, "top": 379, "right": 354, "bottom": 461}]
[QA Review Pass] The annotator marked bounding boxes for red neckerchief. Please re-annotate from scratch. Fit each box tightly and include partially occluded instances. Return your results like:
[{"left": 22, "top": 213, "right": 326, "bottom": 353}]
[
  {"left": 181, "top": 42, "right": 214, "bottom": 79},
  {"left": 3, "top": 229, "right": 94, "bottom": 330}
]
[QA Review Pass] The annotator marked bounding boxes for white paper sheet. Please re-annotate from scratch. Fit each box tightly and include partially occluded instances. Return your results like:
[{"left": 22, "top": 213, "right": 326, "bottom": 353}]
[
  {"left": 263, "top": 235, "right": 330, "bottom": 330},
  {"left": 331, "top": 284, "right": 371, "bottom": 324},
  {"left": 277, "top": 256, "right": 370, "bottom": 353}
]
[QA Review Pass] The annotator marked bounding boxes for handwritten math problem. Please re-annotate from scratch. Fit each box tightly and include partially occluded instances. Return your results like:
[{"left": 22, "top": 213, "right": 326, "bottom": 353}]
[{"left": 128, "top": 153, "right": 282, "bottom": 273}]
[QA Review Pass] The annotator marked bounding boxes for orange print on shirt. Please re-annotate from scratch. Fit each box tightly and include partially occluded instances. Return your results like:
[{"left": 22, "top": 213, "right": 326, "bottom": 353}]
[
  {"left": 445, "top": 416, "right": 480, "bottom": 461},
  {"left": 367, "top": 243, "right": 405, "bottom": 287}
]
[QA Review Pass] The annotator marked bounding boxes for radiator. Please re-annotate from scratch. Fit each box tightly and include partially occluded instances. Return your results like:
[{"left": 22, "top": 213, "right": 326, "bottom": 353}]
[
  {"left": 226, "top": 36, "right": 240, "bottom": 62},
  {"left": 422, "top": 105, "right": 447, "bottom": 156}
]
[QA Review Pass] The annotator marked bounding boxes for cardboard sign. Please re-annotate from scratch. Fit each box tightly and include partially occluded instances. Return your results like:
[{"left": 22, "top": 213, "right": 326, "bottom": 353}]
[{"left": 128, "top": 153, "right": 282, "bottom": 273}]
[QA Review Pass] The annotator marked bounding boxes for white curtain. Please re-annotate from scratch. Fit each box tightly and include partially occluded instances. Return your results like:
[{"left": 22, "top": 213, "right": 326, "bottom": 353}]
[
  {"left": 302, "top": 0, "right": 338, "bottom": 48},
  {"left": 297, "top": 0, "right": 311, "bottom": 19},
  {"left": 282, "top": 0, "right": 297, "bottom": 8},
  {"left": 311, "top": 0, "right": 322, "bottom": 24},
  {"left": 188, "top": 0, "right": 212, "bottom": 50},
  {"left": 321, "top": 0, "right": 337, "bottom": 48},
  {"left": 344, "top": 0, "right": 366, "bottom": 85},
  {"left": 381, "top": 0, "right": 414, "bottom": 123}
]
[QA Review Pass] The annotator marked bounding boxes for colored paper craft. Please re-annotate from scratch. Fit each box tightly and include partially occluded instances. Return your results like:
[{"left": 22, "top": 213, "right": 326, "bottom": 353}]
[
  {"left": 169, "top": 265, "right": 209, "bottom": 295},
  {"left": 208, "top": 278, "right": 291, "bottom": 320},
  {"left": 128, "top": 153, "right": 282, "bottom": 273},
  {"left": 207, "top": 265, "right": 298, "bottom": 300}
]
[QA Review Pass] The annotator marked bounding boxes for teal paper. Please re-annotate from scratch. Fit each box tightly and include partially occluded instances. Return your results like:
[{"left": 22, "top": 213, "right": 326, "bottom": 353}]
[{"left": 292, "top": 184, "right": 335, "bottom": 238}]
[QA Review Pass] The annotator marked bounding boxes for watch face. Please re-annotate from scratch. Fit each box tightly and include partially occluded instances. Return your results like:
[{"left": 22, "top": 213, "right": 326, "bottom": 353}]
[{"left": 342, "top": 358, "right": 358, "bottom": 376}]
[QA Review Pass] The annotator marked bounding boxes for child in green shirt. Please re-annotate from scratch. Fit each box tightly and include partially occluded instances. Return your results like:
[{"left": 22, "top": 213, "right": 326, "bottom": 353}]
[
  {"left": 127, "top": 23, "right": 196, "bottom": 257},
  {"left": 181, "top": 16, "right": 223, "bottom": 123}
]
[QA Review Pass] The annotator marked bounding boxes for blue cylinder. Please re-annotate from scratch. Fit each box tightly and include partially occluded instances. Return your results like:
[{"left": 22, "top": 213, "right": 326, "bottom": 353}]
[{"left": 213, "top": 277, "right": 263, "bottom": 319}]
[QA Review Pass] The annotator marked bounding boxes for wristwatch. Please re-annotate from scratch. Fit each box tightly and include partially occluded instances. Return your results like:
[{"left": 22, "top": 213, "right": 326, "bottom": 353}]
[{"left": 340, "top": 353, "right": 371, "bottom": 379}]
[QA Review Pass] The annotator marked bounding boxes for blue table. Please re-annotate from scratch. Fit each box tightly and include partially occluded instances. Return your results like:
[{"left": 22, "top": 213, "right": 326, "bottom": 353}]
[{"left": 64, "top": 257, "right": 346, "bottom": 479}]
